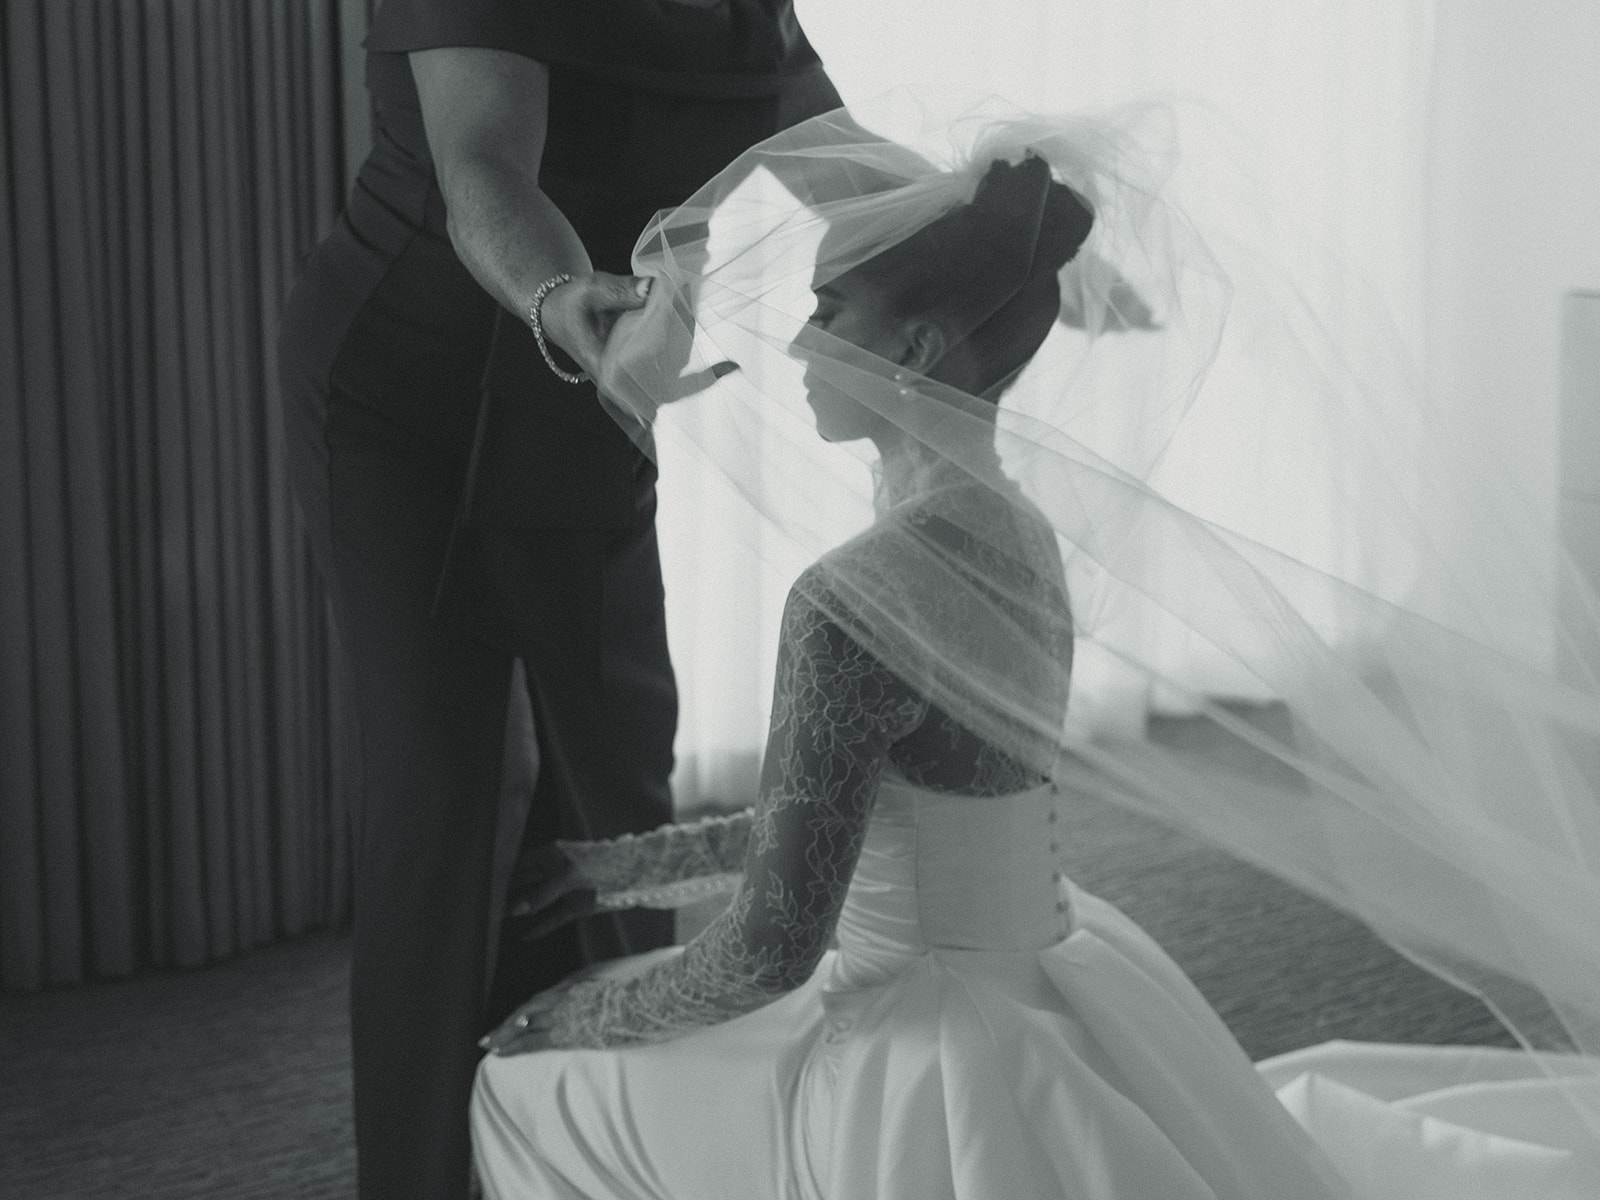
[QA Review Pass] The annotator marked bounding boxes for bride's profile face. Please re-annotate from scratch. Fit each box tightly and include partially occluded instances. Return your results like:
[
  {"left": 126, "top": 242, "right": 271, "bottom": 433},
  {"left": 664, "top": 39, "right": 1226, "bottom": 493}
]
[{"left": 796, "top": 275, "right": 913, "bottom": 442}]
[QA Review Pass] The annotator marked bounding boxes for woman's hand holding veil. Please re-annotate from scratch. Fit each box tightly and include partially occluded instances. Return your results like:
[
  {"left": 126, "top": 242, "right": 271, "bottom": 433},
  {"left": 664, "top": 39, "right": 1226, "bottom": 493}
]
[
  {"left": 592, "top": 269, "right": 739, "bottom": 430},
  {"left": 536, "top": 271, "right": 657, "bottom": 381}
]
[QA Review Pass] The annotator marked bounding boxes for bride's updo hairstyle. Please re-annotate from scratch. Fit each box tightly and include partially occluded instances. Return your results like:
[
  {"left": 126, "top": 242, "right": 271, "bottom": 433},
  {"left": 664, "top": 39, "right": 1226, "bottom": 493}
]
[{"left": 831, "top": 152, "right": 1094, "bottom": 396}]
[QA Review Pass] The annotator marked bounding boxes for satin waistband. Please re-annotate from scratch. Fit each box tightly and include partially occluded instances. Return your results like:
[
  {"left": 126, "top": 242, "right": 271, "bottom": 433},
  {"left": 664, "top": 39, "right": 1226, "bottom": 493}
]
[{"left": 830, "top": 776, "right": 1074, "bottom": 989}]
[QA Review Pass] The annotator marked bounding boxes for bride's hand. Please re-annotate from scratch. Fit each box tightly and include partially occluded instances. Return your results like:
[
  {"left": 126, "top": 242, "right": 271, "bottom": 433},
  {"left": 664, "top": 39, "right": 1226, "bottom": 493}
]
[
  {"left": 479, "top": 967, "right": 606, "bottom": 1057},
  {"left": 504, "top": 841, "right": 599, "bottom": 941},
  {"left": 479, "top": 949, "right": 673, "bottom": 1055}
]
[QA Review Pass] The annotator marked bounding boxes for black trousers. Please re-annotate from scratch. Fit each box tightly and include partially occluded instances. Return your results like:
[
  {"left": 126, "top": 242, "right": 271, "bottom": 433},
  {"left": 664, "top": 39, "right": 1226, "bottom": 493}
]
[
  {"left": 279, "top": 226, "right": 675, "bottom": 1200},
  {"left": 278, "top": 54, "right": 842, "bottom": 1195}
]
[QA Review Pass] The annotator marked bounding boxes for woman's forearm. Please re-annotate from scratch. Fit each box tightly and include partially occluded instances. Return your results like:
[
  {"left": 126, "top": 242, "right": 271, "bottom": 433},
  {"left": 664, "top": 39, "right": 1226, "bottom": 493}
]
[
  {"left": 442, "top": 152, "right": 590, "bottom": 322},
  {"left": 440, "top": 149, "right": 648, "bottom": 376},
  {"left": 412, "top": 49, "right": 647, "bottom": 378},
  {"left": 411, "top": 48, "right": 585, "bottom": 325}
]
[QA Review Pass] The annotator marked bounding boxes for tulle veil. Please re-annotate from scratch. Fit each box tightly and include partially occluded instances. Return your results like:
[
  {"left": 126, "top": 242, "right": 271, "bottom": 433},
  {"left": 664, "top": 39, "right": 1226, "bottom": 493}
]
[{"left": 591, "top": 94, "right": 1600, "bottom": 1125}]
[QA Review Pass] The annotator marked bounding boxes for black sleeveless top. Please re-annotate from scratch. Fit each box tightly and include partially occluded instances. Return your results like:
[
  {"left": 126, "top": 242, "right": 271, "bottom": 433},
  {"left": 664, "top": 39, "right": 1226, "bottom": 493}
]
[
  {"left": 283, "top": 0, "right": 836, "bottom": 579},
  {"left": 366, "top": 0, "right": 823, "bottom": 97}
]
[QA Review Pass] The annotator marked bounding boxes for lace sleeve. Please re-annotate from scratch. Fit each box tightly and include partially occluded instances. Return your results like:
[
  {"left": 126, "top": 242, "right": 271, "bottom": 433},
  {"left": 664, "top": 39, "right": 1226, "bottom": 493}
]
[
  {"left": 557, "top": 810, "right": 752, "bottom": 910},
  {"left": 542, "top": 578, "right": 929, "bottom": 1048}
]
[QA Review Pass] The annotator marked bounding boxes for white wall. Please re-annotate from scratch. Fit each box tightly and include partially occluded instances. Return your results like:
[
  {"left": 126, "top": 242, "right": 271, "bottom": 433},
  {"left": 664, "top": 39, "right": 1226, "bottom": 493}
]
[
  {"left": 1425, "top": 0, "right": 1600, "bottom": 643},
  {"left": 1559, "top": 293, "right": 1600, "bottom": 683}
]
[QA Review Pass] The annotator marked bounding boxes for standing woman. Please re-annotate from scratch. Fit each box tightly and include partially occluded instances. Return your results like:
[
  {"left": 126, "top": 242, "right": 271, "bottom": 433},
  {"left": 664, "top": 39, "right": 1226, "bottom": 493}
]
[{"left": 276, "top": 2, "right": 840, "bottom": 1197}]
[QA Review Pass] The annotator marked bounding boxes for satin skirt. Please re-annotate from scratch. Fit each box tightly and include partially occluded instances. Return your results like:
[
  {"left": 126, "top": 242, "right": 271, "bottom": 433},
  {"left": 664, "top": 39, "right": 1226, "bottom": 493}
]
[{"left": 471, "top": 777, "right": 1600, "bottom": 1199}]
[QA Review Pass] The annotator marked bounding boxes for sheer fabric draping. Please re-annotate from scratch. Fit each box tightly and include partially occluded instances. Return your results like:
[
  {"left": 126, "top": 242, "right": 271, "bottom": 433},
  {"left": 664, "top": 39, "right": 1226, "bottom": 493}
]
[
  {"left": 0, "top": 0, "right": 370, "bottom": 991},
  {"left": 592, "top": 81, "right": 1600, "bottom": 1139},
  {"left": 661, "top": 0, "right": 1438, "bottom": 805}
]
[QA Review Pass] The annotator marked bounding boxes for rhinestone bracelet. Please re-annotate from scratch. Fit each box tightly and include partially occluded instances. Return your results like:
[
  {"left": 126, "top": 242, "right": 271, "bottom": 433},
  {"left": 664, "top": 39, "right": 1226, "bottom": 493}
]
[{"left": 527, "top": 273, "right": 590, "bottom": 385}]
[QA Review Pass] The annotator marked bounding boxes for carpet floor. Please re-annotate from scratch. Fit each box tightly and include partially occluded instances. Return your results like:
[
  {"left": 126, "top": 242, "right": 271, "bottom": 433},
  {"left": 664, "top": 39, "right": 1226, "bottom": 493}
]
[{"left": 0, "top": 787, "right": 1510, "bottom": 1199}]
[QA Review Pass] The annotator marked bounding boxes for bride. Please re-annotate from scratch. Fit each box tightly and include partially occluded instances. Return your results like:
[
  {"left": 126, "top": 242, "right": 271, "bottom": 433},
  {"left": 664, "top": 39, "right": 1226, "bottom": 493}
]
[{"left": 471, "top": 105, "right": 1600, "bottom": 1199}]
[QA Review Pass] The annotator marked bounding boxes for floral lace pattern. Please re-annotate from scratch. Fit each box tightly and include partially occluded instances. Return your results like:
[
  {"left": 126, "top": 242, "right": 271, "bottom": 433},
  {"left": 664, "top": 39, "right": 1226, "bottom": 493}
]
[
  {"left": 826, "top": 447, "right": 1075, "bottom": 778},
  {"left": 540, "top": 453, "right": 1073, "bottom": 1049},
  {"left": 545, "top": 586, "right": 927, "bottom": 1048},
  {"left": 560, "top": 811, "right": 751, "bottom": 896}
]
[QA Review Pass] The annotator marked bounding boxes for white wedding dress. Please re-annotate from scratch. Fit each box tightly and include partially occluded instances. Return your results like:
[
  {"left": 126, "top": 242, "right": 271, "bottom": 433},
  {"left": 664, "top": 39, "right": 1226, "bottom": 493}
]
[
  {"left": 472, "top": 769, "right": 1600, "bottom": 1199},
  {"left": 468, "top": 99, "right": 1600, "bottom": 1199}
]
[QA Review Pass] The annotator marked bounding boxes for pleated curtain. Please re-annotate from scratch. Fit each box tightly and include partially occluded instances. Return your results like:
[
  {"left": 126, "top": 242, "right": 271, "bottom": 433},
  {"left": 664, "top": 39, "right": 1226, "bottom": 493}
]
[{"left": 0, "top": 0, "right": 372, "bottom": 992}]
